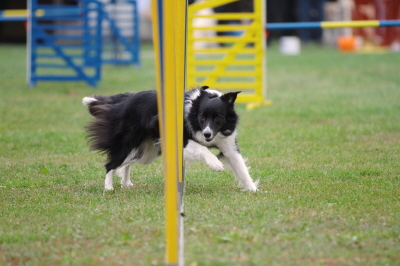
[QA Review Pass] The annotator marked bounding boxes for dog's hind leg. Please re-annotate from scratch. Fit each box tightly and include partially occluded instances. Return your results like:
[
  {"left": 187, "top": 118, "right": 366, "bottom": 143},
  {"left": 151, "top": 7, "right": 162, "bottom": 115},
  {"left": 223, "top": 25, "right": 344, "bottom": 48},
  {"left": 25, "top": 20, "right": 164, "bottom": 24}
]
[
  {"left": 105, "top": 169, "right": 115, "bottom": 191},
  {"left": 104, "top": 147, "right": 134, "bottom": 190},
  {"left": 118, "top": 164, "right": 134, "bottom": 188}
]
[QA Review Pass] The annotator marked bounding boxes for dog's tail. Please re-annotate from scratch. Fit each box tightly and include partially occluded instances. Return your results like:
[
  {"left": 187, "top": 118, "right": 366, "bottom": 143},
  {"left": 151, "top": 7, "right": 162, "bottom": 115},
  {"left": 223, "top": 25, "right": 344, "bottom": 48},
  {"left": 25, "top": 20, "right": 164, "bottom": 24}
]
[
  {"left": 82, "top": 96, "right": 112, "bottom": 154},
  {"left": 83, "top": 93, "right": 132, "bottom": 118},
  {"left": 82, "top": 96, "right": 112, "bottom": 119},
  {"left": 82, "top": 96, "right": 97, "bottom": 108}
]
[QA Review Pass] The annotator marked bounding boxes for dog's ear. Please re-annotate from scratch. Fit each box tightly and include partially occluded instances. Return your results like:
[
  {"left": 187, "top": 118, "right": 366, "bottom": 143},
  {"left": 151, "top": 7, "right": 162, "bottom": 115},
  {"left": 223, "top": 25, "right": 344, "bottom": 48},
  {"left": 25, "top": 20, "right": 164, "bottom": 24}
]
[
  {"left": 221, "top": 91, "right": 241, "bottom": 105},
  {"left": 200, "top": 86, "right": 209, "bottom": 91}
]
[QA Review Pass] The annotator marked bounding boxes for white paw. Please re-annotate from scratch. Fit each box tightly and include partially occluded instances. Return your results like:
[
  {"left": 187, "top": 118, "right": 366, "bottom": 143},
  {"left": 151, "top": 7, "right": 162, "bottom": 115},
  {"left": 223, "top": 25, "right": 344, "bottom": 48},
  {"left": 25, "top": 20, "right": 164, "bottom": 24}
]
[
  {"left": 242, "top": 179, "right": 259, "bottom": 192},
  {"left": 105, "top": 184, "right": 114, "bottom": 191},
  {"left": 205, "top": 156, "right": 224, "bottom": 172},
  {"left": 121, "top": 180, "right": 134, "bottom": 188},
  {"left": 244, "top": 185, "right": 258, "bottom": 192}
]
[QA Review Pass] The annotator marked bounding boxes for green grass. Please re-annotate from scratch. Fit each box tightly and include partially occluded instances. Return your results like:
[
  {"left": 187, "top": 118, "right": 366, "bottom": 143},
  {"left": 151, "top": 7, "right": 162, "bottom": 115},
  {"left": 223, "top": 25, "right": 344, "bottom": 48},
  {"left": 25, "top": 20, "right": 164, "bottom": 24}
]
[{"left": 1, "top": 43, "right": 399, "bottom": 265}]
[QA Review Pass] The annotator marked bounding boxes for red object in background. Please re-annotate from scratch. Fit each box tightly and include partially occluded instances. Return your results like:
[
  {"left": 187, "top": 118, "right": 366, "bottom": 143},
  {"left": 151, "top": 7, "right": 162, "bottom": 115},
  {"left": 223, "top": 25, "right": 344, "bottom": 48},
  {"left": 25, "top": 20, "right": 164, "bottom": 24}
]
[
  {"left": 352, "top": 0, "right": 400, "bottom": 46},
  {"left": 265, "top": 29, "right": 270, "bottom": 39}
]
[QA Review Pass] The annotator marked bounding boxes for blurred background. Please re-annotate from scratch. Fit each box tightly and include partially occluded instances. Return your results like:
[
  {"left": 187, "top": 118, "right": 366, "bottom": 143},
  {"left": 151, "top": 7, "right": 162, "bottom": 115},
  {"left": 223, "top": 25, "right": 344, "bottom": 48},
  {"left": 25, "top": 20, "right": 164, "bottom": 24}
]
[{"left": 1, "top": 0, "right": 399, "bottom": 50}]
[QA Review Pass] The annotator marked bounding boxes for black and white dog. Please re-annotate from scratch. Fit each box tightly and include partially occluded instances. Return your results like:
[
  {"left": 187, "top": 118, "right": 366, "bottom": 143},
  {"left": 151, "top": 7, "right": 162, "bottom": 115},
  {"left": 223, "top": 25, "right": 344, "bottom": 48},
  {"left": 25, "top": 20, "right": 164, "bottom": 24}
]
[{"left": 82, "top": 86, "right": 258, "bottom": 191}]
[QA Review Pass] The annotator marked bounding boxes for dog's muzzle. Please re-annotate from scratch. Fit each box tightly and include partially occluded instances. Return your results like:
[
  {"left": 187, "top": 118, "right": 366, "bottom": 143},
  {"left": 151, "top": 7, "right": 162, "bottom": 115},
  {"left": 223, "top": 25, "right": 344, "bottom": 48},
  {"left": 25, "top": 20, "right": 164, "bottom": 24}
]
[{"left": 203, "top": 129, "right": 213, "bottom": 142}]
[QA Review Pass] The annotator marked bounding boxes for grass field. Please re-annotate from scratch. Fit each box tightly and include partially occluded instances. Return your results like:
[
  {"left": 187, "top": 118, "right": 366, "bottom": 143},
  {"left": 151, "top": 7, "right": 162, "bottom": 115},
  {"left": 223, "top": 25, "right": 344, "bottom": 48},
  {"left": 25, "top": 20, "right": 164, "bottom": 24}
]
[{"left": 0, "top": 43, "right": 399, "bottom": 265}]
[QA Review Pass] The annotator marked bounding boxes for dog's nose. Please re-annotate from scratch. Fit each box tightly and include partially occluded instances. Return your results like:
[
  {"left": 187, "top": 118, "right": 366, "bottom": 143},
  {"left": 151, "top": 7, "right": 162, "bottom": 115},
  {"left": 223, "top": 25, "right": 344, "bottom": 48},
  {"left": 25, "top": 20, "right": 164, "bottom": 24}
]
[{"left": 204, "top": 132, "right": 212, "bottom": 139}]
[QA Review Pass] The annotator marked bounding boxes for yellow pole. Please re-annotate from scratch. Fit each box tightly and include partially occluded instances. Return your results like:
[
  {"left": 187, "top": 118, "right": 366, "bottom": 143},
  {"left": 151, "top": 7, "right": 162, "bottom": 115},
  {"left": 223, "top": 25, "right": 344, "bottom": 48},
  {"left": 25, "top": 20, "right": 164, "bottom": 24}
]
[
  {"left": 163, "top": 0, "right": 179, "bottom": 262},
  {"left": 174, "top": 2, "right": 187, "bottom": 264},
  {"left": 152, "top": 0, "right": 186, "bottom": 265},
  {"left": 321, "top": 20, "right": 380, "bottom": 28},
  {"left": 174, "top": 0, "right": 186, "bottom": 185},
  {"left": 151, "top": 0, "right": 162, "bottom": 106}
]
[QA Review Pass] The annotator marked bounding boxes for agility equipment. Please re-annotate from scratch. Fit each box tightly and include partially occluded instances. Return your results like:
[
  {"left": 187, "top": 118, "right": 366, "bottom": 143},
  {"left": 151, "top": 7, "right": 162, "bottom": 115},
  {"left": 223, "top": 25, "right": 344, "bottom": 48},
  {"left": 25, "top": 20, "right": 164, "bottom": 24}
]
[
  {"left": 152, "top": 0, "right": 187, "bottom": 265},
  {"left": 0, "top": 9, "right": 29, "bottom": 21},
  {"left": 2, "top": 0, "right": 139, "bottom": 86},
  {"left": 27, "top": 0, "right": 102, "bottom": 87},
  {"left": 187, "top": 0, "right": 271, "bottom": 110},
  {"left": 266, "top": 20, "right": 400, "bottom": 53},
  {"left": 266, "top": 20, "right": 400, "bottom": 30},
  {"left": 101, "top": 0, "right": 140, "bottom": 65}
]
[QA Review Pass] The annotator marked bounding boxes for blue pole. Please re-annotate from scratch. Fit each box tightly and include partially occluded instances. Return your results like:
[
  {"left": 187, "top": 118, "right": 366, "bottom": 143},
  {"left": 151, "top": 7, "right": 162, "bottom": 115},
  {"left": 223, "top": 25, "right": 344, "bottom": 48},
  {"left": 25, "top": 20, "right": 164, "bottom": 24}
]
[
  {"left": 266, "top": 20, "right": 400, "bottom": 30},
  {"left": 267, "top": 22, "right": 321, "bottom": 30}
]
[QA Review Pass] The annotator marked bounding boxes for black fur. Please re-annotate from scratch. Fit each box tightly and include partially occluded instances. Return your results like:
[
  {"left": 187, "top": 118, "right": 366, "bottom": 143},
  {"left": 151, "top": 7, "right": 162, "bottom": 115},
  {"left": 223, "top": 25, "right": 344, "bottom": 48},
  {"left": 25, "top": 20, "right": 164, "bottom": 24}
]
[
  {"left": 85, "top": 90, "right": 159, "bottom": 172},
  {"left": 184, "top": 87, "right": 240, "bottom": 144}
]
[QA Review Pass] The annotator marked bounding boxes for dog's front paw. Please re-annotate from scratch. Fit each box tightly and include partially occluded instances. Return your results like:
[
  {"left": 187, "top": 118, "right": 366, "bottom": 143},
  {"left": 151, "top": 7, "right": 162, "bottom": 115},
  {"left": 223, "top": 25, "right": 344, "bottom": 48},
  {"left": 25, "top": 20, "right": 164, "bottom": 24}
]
[
  {"left": 243, "top": 185, "right": 258, "bottom": 192},
  {"left": 121, "top": 180, "right": 134, "bottom": 188},
  {"left": 105, "top": 184, "right": 114, "bottom": 191},
  {"left": 205, "top": 156, "right": 224, "bottom": 172},
  {"left": 242, "top": 179, "right": 259, "bottom": 192}
]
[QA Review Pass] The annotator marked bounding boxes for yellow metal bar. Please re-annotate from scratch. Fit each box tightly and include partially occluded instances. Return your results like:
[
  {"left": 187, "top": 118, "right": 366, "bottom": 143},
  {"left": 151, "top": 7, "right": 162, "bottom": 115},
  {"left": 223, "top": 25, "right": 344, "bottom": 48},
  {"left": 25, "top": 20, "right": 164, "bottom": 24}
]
[
  {"left": 210, "top": 82, "right": 261, "bottom": 88},
  {"left": 151, "top": 0, "right": 177, "bottom": 264},
  {"left": 1, "top": 9, "right": 44, "bottom": 17},
  {"left": 188, "top": 0, "right": 237, "bottom": 13},
  {"left": 3, "top": 10, "right": 28, "bottom": 17},
  {"left": 163, "top": 4, "right": 180, "bottom": 263},
  {"left": 191, "top": 48, "right": 260, "bottom": 53},
  {"left": 321, "top": 20, "right": 380, "bottom": 28},
  {"left": 256, "top": 0, "right": 267, "bottom": 105},
  {"left": 188, "top": 24, "right": 261, "bottom": 31},
  {"left": 235, "top": 94, "right": 263, "bottom": 102},
  {"left": 187, "top": 59, "right": 260, "bottom": 65},
  {"left": 151, "top": 0, "right": 162, "bottom": 113},
  {"left": 195, "top": 47, "right": 260, "bottom": 55},
  {"left": 194, "top": 71, "right": 260, "bottom": 77},
  {"left": 174, "top": 0, "right": 186, "bottom": 186},
  {"left": 190, "top": 13, "right": 256, "bottom": 20},
  {"left": 174, "top": 2, "right": 187, "bottom": 264},
  {"left": 152, "top": 0, "right": 185, "bottom": 264},
  {"left": 192, "top": 36, "right": 258, "bottom": 43}
]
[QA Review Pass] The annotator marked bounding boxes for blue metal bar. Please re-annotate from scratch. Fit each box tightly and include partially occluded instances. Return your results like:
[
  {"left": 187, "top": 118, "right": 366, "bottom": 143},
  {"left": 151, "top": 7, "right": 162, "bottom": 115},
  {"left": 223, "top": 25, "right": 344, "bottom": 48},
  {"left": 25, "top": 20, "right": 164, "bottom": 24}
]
[
  {"left": 36, "top": 54, "right": 82, "bottom": 58},
  {"left": 0, "top": 16, "right": 26, "bottom": 22},
  {"left": 266, "top": 22, "right": 321, "bottom": 30},
  {"left": 379, "top": 20, "right": 400, "bottom": 27},
  {"left": 34, "top": 64, "right": 73, "bottom": 68},
  {"left": 266, "top": 20, "right": 400, "bottom": 30},
  {"left": 34, "top": 4, "right": 79, "bottom": 9},
  {"left": 38, "top": 24, "right": 83, "bottom": 31},
  {"left": 31, "top": 76, "right": 87, "bottom": 81}
]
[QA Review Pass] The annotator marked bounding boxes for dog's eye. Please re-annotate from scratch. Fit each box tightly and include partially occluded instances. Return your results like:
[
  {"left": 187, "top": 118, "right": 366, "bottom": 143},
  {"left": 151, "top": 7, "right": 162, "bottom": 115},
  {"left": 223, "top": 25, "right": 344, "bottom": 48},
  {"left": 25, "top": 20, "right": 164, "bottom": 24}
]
[
  {"left": 214, "top": 117, "right": 220, "bottom": 121},
  {"left": 200, "top": 116, "right": 205, "bottom": 122}
]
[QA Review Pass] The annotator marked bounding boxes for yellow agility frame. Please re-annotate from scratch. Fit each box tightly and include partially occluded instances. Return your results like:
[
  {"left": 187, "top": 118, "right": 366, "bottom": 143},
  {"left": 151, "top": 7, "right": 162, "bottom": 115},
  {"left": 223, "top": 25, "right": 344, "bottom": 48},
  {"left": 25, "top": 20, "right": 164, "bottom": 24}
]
[{"left": 187, "top": 0, "right": 271, "bottom": 110}]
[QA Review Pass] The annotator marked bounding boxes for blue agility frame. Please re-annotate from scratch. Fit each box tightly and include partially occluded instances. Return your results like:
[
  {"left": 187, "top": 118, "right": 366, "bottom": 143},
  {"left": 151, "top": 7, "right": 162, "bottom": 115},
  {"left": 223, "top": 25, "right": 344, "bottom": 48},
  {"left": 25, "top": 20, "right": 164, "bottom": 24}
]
[
  {"left": 28, "top": 0, "right": 102, "bottom": 87},
  {"left": 101, "top": 0, "right": 140, "bottom": 65}
]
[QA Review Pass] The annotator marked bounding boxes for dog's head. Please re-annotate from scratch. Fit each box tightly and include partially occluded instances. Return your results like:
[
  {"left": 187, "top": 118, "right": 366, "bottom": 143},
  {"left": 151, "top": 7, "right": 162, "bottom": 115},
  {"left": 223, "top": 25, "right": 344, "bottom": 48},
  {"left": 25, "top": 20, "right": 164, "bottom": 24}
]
[{"left": 196, "top": 87, "right": 240, "bottom": 142}]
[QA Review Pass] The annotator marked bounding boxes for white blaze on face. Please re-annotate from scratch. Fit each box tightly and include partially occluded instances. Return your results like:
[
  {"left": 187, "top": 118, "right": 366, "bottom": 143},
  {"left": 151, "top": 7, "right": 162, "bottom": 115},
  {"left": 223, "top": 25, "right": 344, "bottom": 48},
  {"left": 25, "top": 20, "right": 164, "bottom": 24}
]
[{"left": 203, "top": 123, "right": 213, "bottom": 141}]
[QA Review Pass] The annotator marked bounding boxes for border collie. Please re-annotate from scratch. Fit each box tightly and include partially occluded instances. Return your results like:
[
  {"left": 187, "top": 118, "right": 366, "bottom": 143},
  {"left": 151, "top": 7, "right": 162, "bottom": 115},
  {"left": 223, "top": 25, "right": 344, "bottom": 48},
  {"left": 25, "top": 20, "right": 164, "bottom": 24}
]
[{"left": 82, "top": 86, "right": 258, "bottom": 192}]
